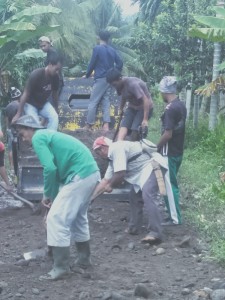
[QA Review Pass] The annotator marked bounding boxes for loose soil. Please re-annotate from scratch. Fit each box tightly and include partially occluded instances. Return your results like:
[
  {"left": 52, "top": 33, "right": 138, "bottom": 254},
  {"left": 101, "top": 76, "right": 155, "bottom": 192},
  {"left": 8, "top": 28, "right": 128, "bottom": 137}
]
[{"left": 1, "top": 191, "right": 225, "bottom": 300}]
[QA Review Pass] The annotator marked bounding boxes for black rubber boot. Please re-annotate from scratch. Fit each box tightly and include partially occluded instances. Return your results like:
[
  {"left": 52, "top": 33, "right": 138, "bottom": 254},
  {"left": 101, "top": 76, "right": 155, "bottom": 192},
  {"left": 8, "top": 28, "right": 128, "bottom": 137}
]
[
  {"left": 39, "top": 246, "right": 71, "bottom": 280},
  {"left": 75, "top": 241, "right": 92, "bottom": 268}
]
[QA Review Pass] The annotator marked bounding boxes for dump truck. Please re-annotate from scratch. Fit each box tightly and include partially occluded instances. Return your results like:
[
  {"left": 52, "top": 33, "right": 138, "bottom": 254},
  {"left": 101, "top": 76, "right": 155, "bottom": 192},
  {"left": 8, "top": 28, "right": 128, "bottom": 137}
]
[{"left": 11, "top": 77, "right": 126, "bottom": 201}]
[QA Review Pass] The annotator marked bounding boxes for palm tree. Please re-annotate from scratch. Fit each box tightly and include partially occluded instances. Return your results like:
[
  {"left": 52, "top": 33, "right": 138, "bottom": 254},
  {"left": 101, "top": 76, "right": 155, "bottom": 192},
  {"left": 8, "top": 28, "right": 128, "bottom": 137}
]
[
  {"left": 132, "top": 0, "right": 162, "bottom": 23},
  {"left": 39, "top": 0, "right": 100, "bottom": 65},
  {"left": 189, "top": 3, "right": 225, "bottom": 129}
]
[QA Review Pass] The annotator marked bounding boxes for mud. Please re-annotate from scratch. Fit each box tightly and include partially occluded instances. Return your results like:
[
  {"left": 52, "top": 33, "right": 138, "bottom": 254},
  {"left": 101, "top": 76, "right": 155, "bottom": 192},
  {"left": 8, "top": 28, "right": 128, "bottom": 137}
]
[{"left": 1, "top": 192, "right": 225, "bottom": 300}]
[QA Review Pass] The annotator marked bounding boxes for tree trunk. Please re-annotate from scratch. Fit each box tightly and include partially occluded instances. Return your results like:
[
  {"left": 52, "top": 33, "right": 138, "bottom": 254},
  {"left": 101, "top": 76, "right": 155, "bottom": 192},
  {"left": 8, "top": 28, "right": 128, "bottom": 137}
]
[
  {"left": 199, "top": 96, "right": 208, "bottom": 116},
  {"left": 186, "top": 84, "right": 192, "bottom": 119},
  {"left": 193, "top": 95, "right": 199, "bottom": 128},
  {"left": 209, "top": 42, "right": 221, "bottom": 130}
]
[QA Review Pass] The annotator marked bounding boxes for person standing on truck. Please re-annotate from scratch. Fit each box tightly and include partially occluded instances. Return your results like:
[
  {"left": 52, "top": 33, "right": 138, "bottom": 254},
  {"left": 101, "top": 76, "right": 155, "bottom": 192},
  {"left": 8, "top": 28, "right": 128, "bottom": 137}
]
[
  {"left": 39, "top": 36, "right": 64, "bottom": 94},
  {"left": 91, "top": 136, "right": 168, "bottom": 244},
  {"left": 106, "top": 68, "right": 153, "bottom": 141},
  {"left": 5, "top": 87, "right": 21, "bottom": 170},
  {"left": 157, "top": 76, "right": 187, "bottom": 225},
  {"left": 12, "top": 53, "right": 62, "bottom": 130},
  {"left": 84, "top": 30, "right": 123, "bottom": 132},
  {"left": 14, "top": 115, "right": 100, "bottom": 280}
]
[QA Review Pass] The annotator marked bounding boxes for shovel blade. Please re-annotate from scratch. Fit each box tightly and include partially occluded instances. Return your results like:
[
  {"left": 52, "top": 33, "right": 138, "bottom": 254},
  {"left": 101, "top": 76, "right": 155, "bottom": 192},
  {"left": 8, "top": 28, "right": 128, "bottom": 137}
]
[{"left": 23, "top": 248, "right": 47, "bottom": 260}]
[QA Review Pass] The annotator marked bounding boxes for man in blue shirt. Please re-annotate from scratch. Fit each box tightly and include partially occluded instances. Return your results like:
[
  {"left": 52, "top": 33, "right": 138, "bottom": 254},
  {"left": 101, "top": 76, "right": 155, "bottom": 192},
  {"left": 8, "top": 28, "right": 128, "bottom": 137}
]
[{"left": 84, "top": 30, "right": 123, "bottom": 131}]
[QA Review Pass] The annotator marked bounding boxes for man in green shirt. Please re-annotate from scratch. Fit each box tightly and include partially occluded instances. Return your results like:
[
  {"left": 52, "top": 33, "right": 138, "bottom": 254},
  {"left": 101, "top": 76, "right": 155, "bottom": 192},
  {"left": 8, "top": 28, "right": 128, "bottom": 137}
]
[{"left": 14, "top": 115, "right": 100, "bottom": 280}]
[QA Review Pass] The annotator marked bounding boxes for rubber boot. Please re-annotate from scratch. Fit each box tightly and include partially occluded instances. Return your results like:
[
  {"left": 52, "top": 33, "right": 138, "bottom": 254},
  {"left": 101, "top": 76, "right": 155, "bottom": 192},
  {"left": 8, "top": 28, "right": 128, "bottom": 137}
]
[
  {"left": 74, "top": 241, "right": 92, "bottom": 268},
  {"left": 40, "top": 246, "right": 71, "bottom": 280}
]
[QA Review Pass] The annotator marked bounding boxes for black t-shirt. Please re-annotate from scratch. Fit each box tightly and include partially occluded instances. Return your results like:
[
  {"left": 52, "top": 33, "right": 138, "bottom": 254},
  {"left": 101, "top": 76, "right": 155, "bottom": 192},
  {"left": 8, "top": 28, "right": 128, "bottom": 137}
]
[
  {"left": 160, "top": 98, "right": 187, "bottom": 156},
  {"left": 45, "top": 47, "right": 57, "bottom": 66},
  {"left": 5, "top": 100, "right": 19, "bottom": 124},
  {"left": 26, "top": 68, "right": 59, "bottom": 109}
]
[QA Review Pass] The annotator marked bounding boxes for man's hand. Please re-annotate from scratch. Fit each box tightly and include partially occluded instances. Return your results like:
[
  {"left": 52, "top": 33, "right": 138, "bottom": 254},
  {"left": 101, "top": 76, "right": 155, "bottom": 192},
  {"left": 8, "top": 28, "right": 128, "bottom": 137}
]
[
  {"left": 41, "top": 197, "right": 52, "bottom": 209},
  {"left": 141, "top": 119, "right": 148, "bottom": 127},
  {"left": 104, "top": 183, "right": 113, "bottom": 193},
  {"left": 3, "top": 183, "right": 13, "bottom": 192}
]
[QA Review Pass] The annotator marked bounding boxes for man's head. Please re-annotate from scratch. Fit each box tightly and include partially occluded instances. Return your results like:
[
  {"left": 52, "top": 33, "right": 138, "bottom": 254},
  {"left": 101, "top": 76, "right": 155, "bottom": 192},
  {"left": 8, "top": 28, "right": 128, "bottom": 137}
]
[
  {"left": 13, "top": 115, "right": 45, "bottom": 143},
  {"left": 93, "top": 136, "right": 112, "bottom": 159},
  {"left": 10, "top": 87, "right": 21, "bottom": 100},
  {"left": 106, "top": 68, "right": 123, "bottom": 89},
  {"left": 159, "top": 76, "right": 177, "bottom": 103},
  {"left": 39, "top": 36, "right": 52, "bottom": 53},
  {"left": 98, "top": 30, "right": 111, "bottom": 43},
  {"left": 46, "top": 53, "right": 62, "bottom": 76}
]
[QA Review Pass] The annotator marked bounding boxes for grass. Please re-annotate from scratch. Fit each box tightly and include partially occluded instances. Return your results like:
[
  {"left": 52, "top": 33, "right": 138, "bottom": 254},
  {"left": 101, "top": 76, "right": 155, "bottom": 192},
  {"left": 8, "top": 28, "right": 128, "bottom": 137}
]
[
  {"left": 149, "top": 103, "right": 225, "bottom": 264},
  {"left": 179, "top": 119, "right": 225, "bottom": 264}
]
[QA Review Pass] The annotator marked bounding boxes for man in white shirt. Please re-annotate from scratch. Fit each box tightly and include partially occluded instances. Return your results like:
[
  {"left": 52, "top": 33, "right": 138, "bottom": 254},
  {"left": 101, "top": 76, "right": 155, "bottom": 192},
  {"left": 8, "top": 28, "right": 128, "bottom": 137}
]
[{"left": 91, "top": 136, "right": 168, "bottom": 244}]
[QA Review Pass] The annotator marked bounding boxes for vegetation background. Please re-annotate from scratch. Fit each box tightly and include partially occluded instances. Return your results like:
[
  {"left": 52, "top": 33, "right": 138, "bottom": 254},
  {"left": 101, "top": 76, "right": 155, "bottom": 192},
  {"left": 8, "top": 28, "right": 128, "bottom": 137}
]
[{"left": 1, "top": 0, "right": 225, "bottom": 263}]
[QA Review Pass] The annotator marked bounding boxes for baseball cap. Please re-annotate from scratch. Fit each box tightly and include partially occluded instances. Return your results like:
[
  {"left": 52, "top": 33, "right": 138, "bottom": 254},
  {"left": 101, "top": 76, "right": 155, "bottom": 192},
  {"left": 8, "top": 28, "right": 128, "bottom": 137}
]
[
  {"left": 38, "top": 36, "right": 51, "bottom": 43},
  {"left": 13, "top": 115, "right": 45, "bottom": 129},
  {"left": 93, "top": 136, "right": 112, "bottom": 150}
]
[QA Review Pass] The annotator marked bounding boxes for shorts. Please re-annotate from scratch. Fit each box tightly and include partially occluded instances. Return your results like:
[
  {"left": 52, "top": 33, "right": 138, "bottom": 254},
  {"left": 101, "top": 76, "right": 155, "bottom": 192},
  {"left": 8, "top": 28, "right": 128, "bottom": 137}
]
[{"left": 120, "top": 107, "right": 153, "bottom": 131}]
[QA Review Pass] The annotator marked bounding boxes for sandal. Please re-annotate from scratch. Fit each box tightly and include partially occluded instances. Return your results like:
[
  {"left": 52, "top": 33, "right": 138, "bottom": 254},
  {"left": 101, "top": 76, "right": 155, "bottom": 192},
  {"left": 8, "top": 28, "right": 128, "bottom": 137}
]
[{"left": 141, "top": 235, "right": 161, "bottom": 245}]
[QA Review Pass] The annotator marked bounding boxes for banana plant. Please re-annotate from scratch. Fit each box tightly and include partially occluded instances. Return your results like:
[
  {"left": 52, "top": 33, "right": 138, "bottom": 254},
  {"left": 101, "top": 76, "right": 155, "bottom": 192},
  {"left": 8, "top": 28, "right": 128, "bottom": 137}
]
[
  {"left": 0, "top": 4, "right": 61, "bottom": 96},
  {"left": 189, "top": 5, "right": 225, "bottom": 129},
  {"left": 189, "top": 6, "right": 225, "bottom": 42},
  {"left": 0, "top": 5, "right": 61, "bottom": 49}
]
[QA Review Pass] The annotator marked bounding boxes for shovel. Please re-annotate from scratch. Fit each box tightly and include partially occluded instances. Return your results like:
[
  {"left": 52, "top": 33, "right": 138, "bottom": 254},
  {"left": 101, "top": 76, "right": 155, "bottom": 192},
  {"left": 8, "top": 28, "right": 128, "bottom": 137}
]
[
  {"left": 23, "top": 248, "right": 47, "bottom": 260},
  {"left": 0, "top": 183, "right": 42, "bottom": 214}
]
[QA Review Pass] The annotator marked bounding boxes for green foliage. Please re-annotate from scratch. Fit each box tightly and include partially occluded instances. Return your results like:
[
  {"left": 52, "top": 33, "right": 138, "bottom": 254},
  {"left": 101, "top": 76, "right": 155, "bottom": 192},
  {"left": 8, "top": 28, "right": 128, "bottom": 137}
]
[
  {"left": 15, "top": 49, "right": 45, "bottom": 60},
  {"left": 181, "top": 117, "right": 225, "bottom": 263},
  {"left": 0, "top": 5, "right": 61, "bottom": 50},
  {"left": 126, "top": 0, "right": 215, "bottom": 84},
  {"left": 189, "top": 7, "right": 225, "bottom": 42}
]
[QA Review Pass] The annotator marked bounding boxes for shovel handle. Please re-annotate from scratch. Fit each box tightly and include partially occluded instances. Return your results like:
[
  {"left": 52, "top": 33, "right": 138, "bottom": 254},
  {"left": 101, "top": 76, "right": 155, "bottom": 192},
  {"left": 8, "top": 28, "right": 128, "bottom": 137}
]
[{"left": 0, "top": 183, "right": 35, "bottom": 209}]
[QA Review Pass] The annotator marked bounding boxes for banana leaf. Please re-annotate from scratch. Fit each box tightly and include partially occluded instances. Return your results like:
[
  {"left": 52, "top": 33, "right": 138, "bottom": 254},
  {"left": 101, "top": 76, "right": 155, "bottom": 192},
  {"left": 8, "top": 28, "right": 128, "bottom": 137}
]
[{"left": 15, "top": 49, "right": 45, "bottom": 60}]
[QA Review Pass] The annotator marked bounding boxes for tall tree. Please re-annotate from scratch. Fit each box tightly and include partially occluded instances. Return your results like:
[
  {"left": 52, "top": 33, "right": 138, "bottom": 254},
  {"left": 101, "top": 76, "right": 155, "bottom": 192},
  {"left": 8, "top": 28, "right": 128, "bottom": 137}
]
[{"left": 132, "top": 0, "right": 162, "bottom": 24}]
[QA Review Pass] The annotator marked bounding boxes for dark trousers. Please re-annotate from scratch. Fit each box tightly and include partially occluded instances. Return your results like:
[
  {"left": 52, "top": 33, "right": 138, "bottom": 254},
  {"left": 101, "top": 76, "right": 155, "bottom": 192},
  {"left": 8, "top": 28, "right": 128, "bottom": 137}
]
[{"left": 129, "top": 172, "right": 162, "bottom": 239}]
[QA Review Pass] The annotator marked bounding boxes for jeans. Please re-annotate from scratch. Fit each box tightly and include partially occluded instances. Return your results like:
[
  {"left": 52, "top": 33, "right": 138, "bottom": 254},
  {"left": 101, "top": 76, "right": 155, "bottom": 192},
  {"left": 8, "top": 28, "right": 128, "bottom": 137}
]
[
  {"left": 86, "top": 78, "right": 112, "bottom": 125},
  {"left": 24, "top": 102, "right": 58, "bottom": 131},
  {"left": 47, "top": 171, "right": 100, "bottom": 247}
]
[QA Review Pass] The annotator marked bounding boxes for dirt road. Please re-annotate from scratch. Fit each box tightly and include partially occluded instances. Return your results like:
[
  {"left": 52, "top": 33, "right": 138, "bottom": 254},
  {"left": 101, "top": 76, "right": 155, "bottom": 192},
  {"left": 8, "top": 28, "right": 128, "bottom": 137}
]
[{"left": 1, "top": 193, "right": 225, "bottom": 300}]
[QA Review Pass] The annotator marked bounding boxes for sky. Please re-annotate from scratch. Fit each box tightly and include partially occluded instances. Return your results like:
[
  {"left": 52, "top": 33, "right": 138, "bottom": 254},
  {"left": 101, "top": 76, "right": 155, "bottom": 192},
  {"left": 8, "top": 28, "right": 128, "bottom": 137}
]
[{"left": 115, "top": 0, "right": 139, "bottom": 16}]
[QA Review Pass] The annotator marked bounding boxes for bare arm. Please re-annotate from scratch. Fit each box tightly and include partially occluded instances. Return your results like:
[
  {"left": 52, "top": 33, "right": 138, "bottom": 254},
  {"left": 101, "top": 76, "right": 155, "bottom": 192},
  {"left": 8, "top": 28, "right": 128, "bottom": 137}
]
[
  {"left": 108, "top": 171, "right": 125, "bottom": 187},
  {"left": 91, "top": 178, "right": 110, "bottom": 201},
  {"left": 157, "top": 130, "right": 172, "bottom": 150},
  {"left": 142, "top": 94, "right": 151, "bottom": 126},
  {"left": 91, "top": 171, "right": 126, "bottom": 202}
]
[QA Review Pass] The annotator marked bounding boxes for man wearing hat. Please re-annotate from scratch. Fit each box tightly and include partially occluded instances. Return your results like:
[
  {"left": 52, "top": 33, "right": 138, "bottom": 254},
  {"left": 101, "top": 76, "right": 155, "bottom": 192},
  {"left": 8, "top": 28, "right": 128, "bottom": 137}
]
[
  {"left": 14, "top": 115, "right": 100, "bottom": 280},
  {"left": 157, "top": 76, "right": 187, "bottom": 225},
  {"left": 91, "top": 136, "right": 168, "bottom": 244},
  {"left": 39, "top": 36, "right": 56, "bottom": 66},
  {"left": 12, "top": 53, "right": 62, "bottom": 130},
  {"left": 39, "top": 36, "right": 64, "bottom": 96}
]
